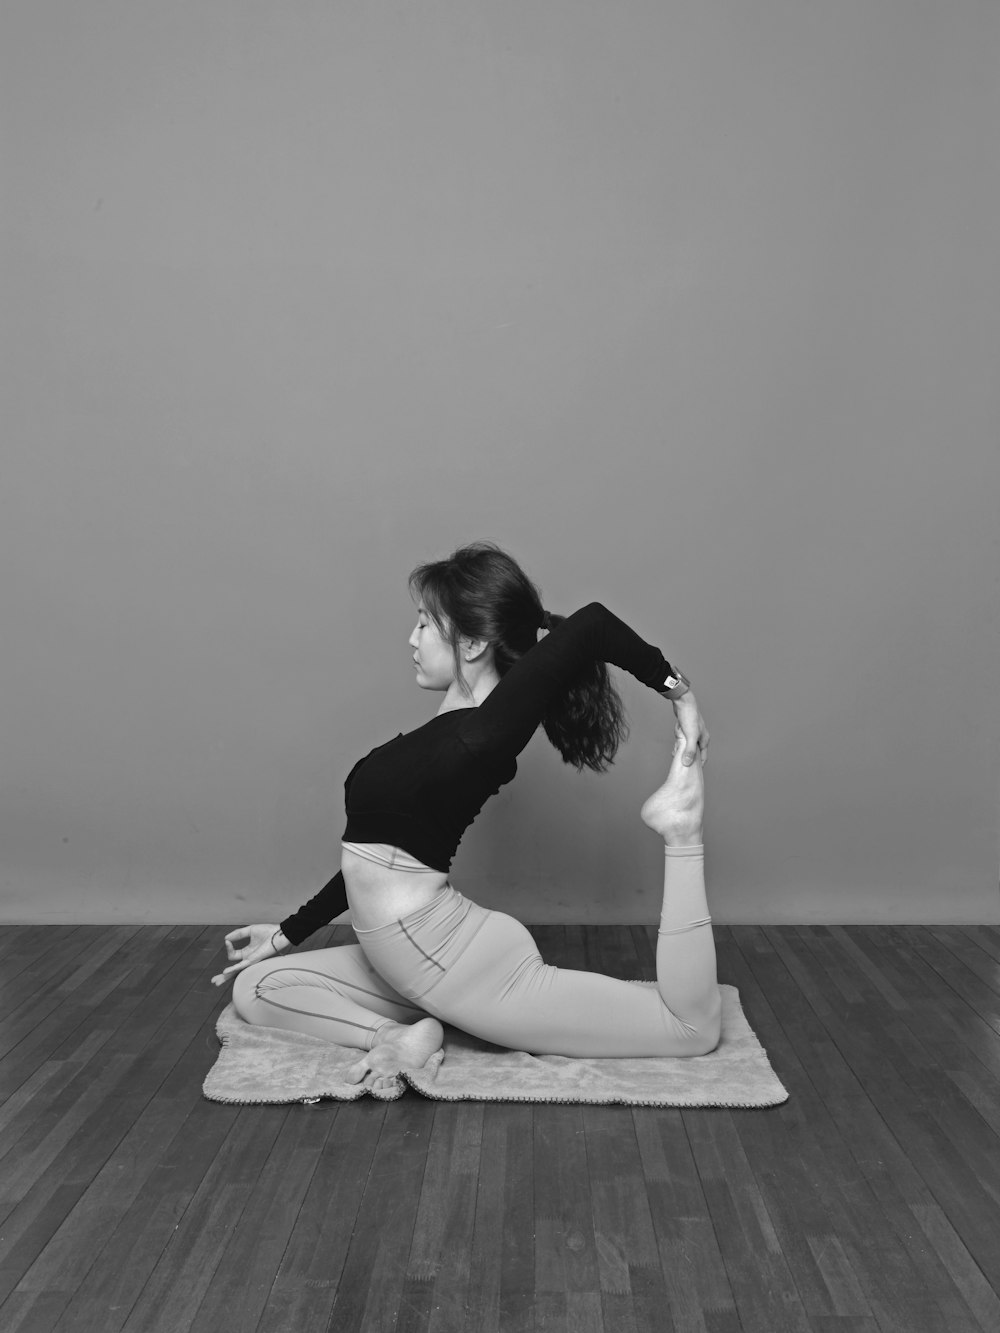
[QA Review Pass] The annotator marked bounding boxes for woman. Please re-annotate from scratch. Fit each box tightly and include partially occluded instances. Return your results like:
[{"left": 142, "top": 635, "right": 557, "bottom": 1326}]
[{"left": 213, "top": 542, "right": 718, "bottom": 1092}]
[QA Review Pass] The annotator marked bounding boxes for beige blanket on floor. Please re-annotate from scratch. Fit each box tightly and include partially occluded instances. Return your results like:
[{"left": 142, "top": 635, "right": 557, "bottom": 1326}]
[{"left": 203, "top": 984, "right": 787, "bottom": 1107}]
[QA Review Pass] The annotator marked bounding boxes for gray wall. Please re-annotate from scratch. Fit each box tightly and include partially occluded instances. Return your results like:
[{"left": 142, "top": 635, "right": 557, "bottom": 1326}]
[{"left": 3, "top": 1, "right": 998, "bottom": 926}]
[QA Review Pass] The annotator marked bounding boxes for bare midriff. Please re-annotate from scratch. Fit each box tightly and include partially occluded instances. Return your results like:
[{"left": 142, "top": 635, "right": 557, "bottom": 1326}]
[{"left": 341, "top": 847, "right": 450, "bottom": 932}]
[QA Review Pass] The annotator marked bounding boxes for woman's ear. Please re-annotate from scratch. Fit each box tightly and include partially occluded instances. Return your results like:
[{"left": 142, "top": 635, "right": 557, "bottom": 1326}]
[{"left": 461, "top": 637, "right": 491, "bottom": 664}]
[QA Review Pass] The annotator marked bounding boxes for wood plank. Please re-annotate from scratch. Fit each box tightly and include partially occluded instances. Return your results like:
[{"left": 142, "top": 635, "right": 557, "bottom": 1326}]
[
  {"left": 0, "top": 929, "right": 105, "bottom": 1057},
  {"left": 684, "top": 1108, "right": 813, "bottom": 1333},
  {"left": 929, "top": 926, "right": 1000, "bottom": 1002},
  {"left": 180, "top": 1104, "right": 334, "bottom": 1333},
  {"left": 459, "top": 1104, "right": 507, "bottom": 1333},
  {"left": 0, "top": 926, "right": 213, "bottom": 1199},
  {"left": 117, "top": 1105, "right": 290, "bottom": 1333},
  {"left": 799, "top": 925, "right": 1000, "bottom": 1247},
  {"left": 325, "top": 1097, "right": 436, "bottom": 1332},
  {"left": 729, "top": 929, "right": 934, "bottom": 1328},
  {"left": 2, "top": 923, "right": 1000, "bottom": 1333},
  {"left": 583, "top": 916, "right": 644, "bottom": 982},
  {"left": 629, "top": 922, "right": 657, "bottom": 979},
  {"left": 958, "top": 925, "right": 1000, "bottom": 965},
  {"left": 849, "top": 926, "right": 1000, "bottom": 1076},
  {"left": 631, "top": 1108, "right": 740, "bottom": 1330},
  {"left": 0, "top": 926, "right": 93, "bottom": 986},
  {"left": 745, "top": 925, "right": 996, "bottom": 1331},
  {"left": 717, "top": 937, "right": 866, "bottom": 1323},
  {"left": 253, "top": 1100, "right": 388, "bottom": 1333},
  {"left": 582, "top": 1105, "right": 672, "bottom": 1333},
  {"left": 0, "top": 928, "right": 223, "bottom": 1313},
  {"left": 533, "top": 1104, "right": 599, "bottom": 1307},
  {"left": 0, "top": 926, "right": 198, "bottom": 1104},
  {"left": 530, "top": 925, "right": 575, "bottom": 972},
  {"left": 4, "top": 1010, "right": 233, "bottom": 1333},
  {"left": 404, "top": 1101, "right": 484, "bottom": 1332},
  {"left": 495, "top": 1104, "right": 535, "bottom": 1333},
  {"left": 0, "top": 926, "right": 83, "bottom": 978},
  {"left": 45, "top": 1096, "right": 243, "bottom": 1333}
]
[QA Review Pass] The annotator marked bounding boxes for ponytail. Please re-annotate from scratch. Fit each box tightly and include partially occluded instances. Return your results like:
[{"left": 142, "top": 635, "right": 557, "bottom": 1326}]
[{"left": 536, "top": 610, "right": 628, "bottom": 772}]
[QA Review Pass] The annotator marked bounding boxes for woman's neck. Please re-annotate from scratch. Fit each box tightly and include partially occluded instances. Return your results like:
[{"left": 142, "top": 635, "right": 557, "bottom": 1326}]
[{"left": 436, "top": 666, "right": 501, "bottom": 714}]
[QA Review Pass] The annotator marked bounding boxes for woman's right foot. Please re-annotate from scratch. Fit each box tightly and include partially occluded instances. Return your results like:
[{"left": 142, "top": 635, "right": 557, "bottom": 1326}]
[
  {"left": 640, "top": 732, "right": 705, "bottom": 845},
  {"left": 344, "top": 1017, "right": 444, "bottom": 1091}
]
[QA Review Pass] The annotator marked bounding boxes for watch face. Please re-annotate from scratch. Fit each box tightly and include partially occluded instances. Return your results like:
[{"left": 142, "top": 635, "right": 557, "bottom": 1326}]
[{"left": 663, "top": 675, "right": 681, "bottom": 690}]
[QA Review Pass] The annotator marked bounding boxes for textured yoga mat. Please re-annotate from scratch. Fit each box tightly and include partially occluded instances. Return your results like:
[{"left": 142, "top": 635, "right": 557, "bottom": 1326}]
[{"left": 203, "top": 984, "right": 788, "bottom": 1107}]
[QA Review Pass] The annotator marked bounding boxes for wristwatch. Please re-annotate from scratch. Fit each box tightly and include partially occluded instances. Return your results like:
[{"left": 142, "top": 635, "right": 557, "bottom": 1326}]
[{"left": 659, "top": 670, "right": 691, "bottom": 700}]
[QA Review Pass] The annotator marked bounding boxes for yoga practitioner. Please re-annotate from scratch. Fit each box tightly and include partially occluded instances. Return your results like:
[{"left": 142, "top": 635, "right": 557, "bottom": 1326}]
[{"left": 213, "top": 542, "right": 718, "bottom": 1092}]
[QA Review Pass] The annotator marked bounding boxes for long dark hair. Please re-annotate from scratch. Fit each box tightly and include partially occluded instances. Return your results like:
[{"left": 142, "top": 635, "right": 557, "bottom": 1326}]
[{"left": 408, "top": 541, "right": 628, "bottom": 772}]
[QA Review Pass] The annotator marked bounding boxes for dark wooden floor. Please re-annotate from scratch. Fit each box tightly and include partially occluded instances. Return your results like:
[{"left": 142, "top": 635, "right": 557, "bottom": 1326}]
[{"left": 2, "top": 922, "right": 1000, "bottom": 1332}]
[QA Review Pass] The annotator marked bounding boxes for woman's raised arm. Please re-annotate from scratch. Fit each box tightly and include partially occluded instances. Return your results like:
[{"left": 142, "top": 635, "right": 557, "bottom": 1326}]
[{"left": 465, "top": 601, "right": 696, "bottom": 758}]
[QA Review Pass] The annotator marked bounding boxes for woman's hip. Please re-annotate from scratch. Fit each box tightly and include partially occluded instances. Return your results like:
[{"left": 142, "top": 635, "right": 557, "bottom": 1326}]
[{"left": 354, "top": 885, "right": 534, "bottom": 1004}]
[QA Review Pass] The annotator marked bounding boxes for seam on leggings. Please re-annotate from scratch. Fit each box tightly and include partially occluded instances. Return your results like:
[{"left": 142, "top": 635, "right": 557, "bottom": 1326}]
[
  {"left": 658, "top": 916, "right": 713, "bottom": 937},
  {"left": 395, "top": 897, "right": 487, "bottom": 977},
  {"left": 397, "top": 920, "right": 447, "bottom": 971},
  {"left": 255, "top": 966, "right": 423, "bottom": 1012},
  {"left": 437, "top": 905, "right": 491, "bottom": 971},
  {"left": 254, "top": 992, "right": 379, "bottom": 1035}
]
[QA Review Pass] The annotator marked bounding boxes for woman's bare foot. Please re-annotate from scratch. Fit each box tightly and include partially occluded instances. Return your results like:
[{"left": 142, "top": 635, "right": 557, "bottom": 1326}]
[
  {"left": 344, "top": 1017, "right": 444, "bottom": 1092},
  {"left": 640, "top": 732, "right": 705, "bottom": 845}
]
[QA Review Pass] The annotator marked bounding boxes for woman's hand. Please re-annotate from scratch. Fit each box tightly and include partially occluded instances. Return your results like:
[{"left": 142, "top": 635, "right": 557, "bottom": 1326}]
[
  {"left": 211, "top": 923, "right": 288, "bottom": 988},
  {"left": 673, "top": 690, "right": 709, "bottom": 767}
]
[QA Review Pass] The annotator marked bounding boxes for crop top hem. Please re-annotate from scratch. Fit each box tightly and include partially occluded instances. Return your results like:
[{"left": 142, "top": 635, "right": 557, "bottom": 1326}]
[
  {"left": 342, "top": 813, "right": 453, "bottom": 873},
  {"left": 340, "top": 841, "right": 441, "bottom": 873}
]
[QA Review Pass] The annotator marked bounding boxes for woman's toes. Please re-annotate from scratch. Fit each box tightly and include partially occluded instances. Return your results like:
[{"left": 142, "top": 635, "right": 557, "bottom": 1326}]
[{"left": 344, "top": 1056, "right": 371, "bottom": 1085}]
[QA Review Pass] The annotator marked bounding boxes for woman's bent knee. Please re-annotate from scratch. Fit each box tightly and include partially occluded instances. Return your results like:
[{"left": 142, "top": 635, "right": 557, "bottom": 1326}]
[
  {"left": 231, "top": 965, "right": 262, "bottom": 1025},
  {"left": 671, "top": 988, "right": 722, "bottom": 1057},
  {"left": 231, "top": 954, "right": 287, "bottom": 1023},
  {"left": 691, "top": 989, "right": 723, "bottom": 1055}
]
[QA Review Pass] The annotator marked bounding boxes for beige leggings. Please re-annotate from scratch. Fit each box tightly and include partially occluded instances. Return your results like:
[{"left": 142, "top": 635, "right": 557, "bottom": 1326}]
[{"left": 233, "top": 844, "right": 721, "bottom": 1058}]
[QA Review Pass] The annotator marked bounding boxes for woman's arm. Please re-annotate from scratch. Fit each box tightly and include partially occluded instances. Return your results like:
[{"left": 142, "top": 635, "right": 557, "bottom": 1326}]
[
  {"left": 465, "top": 601, "right": 686, "bottom": 757},
  {"left": 212, "top": 870, "right": 350, "bottom": 985},
  {"left": 211, "top": 922, "right": 289, "bottom": 987},
  {"left": 278, "top": 869, "right": 350, "bottom": 947},
  {"left": 671, "top": 689, "right": 709, "bottom": 766},
  {"left": 656, "top": 667, "right": 709, "bottom": 765}
]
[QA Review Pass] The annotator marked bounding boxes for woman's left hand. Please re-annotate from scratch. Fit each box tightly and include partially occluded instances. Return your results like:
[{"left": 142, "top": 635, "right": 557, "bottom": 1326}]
[
  {"left": 211, "top": 923, "right": 287, "bottom": 988},
  {"left": 673, "top": 690, "right": 709, "bottom": 766}
]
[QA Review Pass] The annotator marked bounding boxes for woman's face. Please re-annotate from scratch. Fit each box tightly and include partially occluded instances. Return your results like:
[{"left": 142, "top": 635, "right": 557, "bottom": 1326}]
[{"left": 409, "top": 603, "right": 456, "bottom": 692}]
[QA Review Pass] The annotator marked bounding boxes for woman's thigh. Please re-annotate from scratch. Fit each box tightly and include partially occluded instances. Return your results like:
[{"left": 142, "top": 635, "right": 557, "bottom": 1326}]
[
  {"left": 233, "top": 943, "right": 422, "bottom": 1024},
  {"left": 433, "top": 912, "right": 701, "bottom": 1056},
  {"left": 360, "top": 893, "right": 702, "bottom": 1058}
]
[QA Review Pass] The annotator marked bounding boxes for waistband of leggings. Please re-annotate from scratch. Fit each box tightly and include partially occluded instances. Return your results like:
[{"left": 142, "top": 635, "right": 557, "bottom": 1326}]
[
  {"left": 340, "top": 841, "right": 440, "bottom": 873},
  {"left": 353, "top": 883, "right": 468, "bottom": 938}
]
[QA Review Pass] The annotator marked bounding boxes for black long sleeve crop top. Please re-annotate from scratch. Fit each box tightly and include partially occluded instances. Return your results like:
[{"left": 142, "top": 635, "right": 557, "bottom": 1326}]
[{"left": 279, "top": 602, "right": 679, "bottom": 945}]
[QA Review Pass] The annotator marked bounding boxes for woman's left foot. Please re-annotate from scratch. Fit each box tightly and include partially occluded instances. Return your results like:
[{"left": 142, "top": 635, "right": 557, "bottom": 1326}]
[
  {"left": 344, "top": 1017, "right": 444, "bottom": 1092},
  {"left": 640, "top": 733, "right": 705, "bottom": 844}
]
